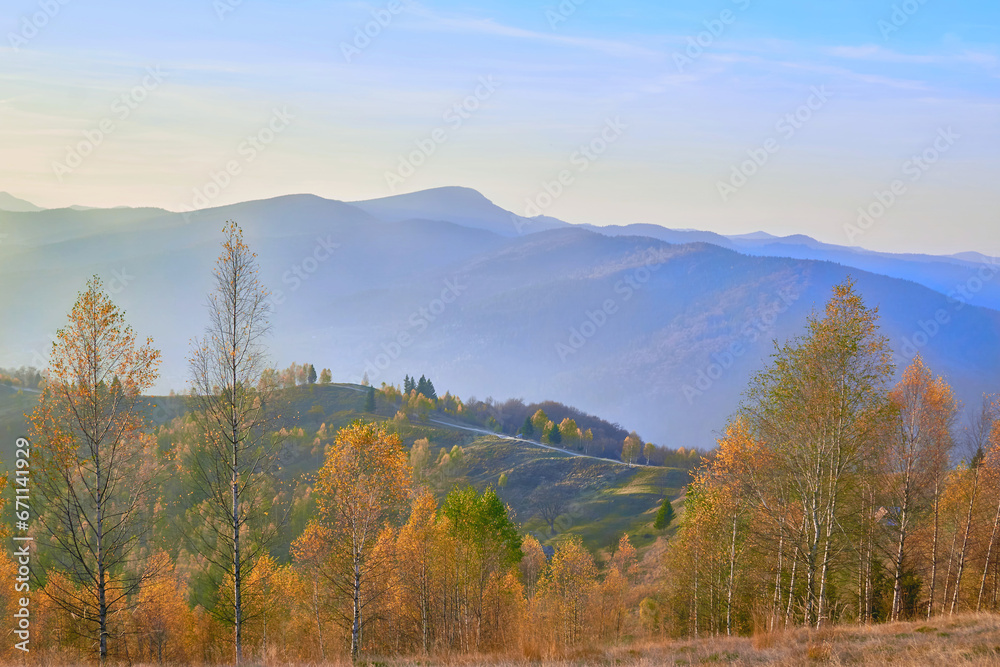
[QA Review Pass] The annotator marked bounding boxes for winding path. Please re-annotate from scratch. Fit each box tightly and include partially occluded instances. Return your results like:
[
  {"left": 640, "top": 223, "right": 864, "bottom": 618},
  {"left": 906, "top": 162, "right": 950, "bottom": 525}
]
[{"left": 428, "top": 417, "right": 641, "bottom": 467}]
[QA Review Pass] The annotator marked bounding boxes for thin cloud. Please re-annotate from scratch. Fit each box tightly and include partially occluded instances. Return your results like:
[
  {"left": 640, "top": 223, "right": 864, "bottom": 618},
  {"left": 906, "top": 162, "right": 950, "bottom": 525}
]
[
  {"left": 401, "top": 7, "right": 662, "bottom": 60},
  {"left": 825, "top": 44, "right": 998, "bottom": 68}
]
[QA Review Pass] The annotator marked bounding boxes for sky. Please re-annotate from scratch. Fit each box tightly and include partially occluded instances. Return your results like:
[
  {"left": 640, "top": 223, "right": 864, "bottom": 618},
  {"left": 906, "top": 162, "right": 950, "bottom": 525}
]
[{"left": 1, "top": 0, "right": 998, "bottom": 255}]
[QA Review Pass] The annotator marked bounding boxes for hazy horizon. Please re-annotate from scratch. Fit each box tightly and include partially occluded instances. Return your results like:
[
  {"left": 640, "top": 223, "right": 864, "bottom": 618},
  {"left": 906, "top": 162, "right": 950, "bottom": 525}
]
[{"left": 2, "top": 0, "right": 997, "bottom": 256}]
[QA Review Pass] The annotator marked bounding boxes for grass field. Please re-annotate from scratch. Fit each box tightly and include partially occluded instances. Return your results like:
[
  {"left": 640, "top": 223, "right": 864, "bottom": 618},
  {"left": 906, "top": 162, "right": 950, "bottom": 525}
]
[
  {"left": 459, "top": 434, "right": 686, "bottom": 555},
  {"left": 315, "top": 613, "right": 1000, "bottom": 666}
]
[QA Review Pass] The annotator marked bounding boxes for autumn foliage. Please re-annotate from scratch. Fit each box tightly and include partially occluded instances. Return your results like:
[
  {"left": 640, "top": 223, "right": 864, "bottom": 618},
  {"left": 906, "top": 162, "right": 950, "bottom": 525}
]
[{"left": 16, "top": 241, "right": 1000, "bottom": 665}]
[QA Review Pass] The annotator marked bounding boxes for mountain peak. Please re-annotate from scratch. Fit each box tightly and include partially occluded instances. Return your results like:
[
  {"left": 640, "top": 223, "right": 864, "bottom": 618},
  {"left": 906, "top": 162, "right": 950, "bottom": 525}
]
[
  {"left": 0, "top": 192, "right": 44, "bottom": 212},
  {"left": 349, "top": 186, "right": 566, "bottom": 237},
  {"left": 351, "top": 186, "right": 492, "bottom": 210}
]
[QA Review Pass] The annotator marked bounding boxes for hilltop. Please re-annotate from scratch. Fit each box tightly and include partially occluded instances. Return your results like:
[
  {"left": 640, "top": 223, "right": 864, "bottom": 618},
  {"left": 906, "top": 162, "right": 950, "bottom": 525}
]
[{"left": 0, "top": 379, "right": 694, "bottom": 557}]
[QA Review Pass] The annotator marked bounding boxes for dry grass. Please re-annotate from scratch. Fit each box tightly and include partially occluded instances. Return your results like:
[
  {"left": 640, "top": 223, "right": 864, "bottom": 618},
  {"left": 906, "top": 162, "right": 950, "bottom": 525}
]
[
  {"left": 376, "top": 613, "right": 1000, "bottom": 666},
  {"left": 19, "top": 614, "right": 1000, "bottom": 666}
]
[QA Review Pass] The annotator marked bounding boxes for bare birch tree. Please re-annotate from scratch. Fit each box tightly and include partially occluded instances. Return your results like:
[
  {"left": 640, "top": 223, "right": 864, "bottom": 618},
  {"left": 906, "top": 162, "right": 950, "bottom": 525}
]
[{"left": 187, "top": 222, "right": 281, "bottom": 665}]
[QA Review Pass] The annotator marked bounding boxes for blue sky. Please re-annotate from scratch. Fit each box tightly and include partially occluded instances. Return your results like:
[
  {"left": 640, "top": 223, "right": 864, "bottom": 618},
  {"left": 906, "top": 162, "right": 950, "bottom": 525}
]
[{"left": 1, "top": 0, "right": 997, "bottom": 254}]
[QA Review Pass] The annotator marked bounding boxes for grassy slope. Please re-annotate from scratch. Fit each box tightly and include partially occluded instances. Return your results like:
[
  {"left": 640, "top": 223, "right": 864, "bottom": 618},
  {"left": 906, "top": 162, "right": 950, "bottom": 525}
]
[
  {"left": 460, "top": 435, "right": 685, "bottom": 555},
  {"left": 0, "top": 383, "right": 689, "bottom": 557}
]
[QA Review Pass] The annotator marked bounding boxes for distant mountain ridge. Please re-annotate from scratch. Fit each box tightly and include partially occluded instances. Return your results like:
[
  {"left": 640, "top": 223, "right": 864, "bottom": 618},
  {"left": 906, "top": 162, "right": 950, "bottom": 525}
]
[
  {"left": 0, "top": 192, "right": 44, "bottom": 213},
  {"left": 2, "top": 188, "right": 997, "bottom": 449}
]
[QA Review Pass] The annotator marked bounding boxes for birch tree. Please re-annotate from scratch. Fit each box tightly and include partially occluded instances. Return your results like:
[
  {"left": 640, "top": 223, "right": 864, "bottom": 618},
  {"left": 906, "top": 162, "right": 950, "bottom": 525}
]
[
  {"left": 742, "top": 279, "right": 894, "bottom": 627},
  {"left": 310, "top": 420, "right": 410, "bottom": 662},
  {"left": 885, "top": 356, "right": 957, "bottom": 620},
  {"left": 187, "top": 222, "right": 280, "bottom": 665},
  {"left": 29, "top": 276, "right": 162, "bottom": 663}
]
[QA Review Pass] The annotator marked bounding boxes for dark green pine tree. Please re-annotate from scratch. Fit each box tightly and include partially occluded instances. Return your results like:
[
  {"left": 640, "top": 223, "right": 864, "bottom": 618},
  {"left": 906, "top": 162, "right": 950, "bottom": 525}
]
[
  {"left": 307, "top": 363, "right": 317, "bottom": 385},
  {"left": 546, "top": 422, "right": 561, "bottom": 445},
  {"left": 364, "top": 386, "right": 376, "bottom": 413},
  {"left": 424, "top": 378, "right": 437, "bottom": 400},
  {"left": 654, "top": 496, "right": 675, "bottom": 530},
  {"left": 416, "top": 374, "right": 429, "bottom": 397},
  {"left": 404, "top": 375, "right": 415, "bottom": 394},
  {"left": 520, "top": 417, "right": 534, "bottom": 439}
]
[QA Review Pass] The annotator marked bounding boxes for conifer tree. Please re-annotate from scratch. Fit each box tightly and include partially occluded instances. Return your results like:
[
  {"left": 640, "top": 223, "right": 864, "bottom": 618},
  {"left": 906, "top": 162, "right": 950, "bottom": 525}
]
[{"left": 654, "top": 496, "right": 675, "bottom": 530}]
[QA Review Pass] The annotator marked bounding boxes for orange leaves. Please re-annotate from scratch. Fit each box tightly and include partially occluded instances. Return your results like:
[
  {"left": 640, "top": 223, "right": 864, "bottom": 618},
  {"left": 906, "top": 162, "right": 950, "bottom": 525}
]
[
  {"left": 314, "top": 420, "right": 411, "bottom": 527},
  {"left": 26, "top": 275, "right": 164, "bottom": 661}
]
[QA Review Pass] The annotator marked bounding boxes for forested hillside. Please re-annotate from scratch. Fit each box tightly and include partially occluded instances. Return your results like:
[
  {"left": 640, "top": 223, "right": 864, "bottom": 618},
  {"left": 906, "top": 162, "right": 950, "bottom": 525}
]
[{"left": 7, "top": 224, "right": 1000, "bottom": 665}]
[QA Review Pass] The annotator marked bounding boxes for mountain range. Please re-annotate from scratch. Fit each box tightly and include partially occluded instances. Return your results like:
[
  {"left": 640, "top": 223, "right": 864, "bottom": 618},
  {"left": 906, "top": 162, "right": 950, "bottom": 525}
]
[{"left": 1, "top": 187, "right": 997, "bottom": 449}]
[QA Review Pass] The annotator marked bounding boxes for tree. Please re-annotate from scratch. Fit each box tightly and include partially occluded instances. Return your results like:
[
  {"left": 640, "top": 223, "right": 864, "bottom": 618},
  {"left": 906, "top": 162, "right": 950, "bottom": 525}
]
[
  {"left": 531, "top": 409, "right": 549, "bottom": 434},
  {"left": 520, "top": 535, "right": 548, "bottom": 598},
  {"left": 741, "top": 278, "right": 894, "bottom": 628},
  {"left": 949, "top": 398, "right": 994, "bottom": 615},
  {"left": 307, "top": 364, "right": 318, "bottom": 385},
  {"left": 884, "top": 356, "right": 956, "bottom": 621},
  {"left": 519, "top": 417, "right": 534, "bottom": 439},
  {"left": 319, "top": 368, "right": 332, "bottom": 385},
  {"left": 532, "top": 487, "right": 570, "bottom": 536},
  {"left": 546, "top": 422, "right": 562, "bottom": 445},
  {"left": 622, "top": 432, "right": 642, "bottom": 465},
  {"left": 290, "top": 524, "right": 333, "bottom": 661},
  {"left": 643, "top": 442, "right": 655, "bottom": 465},
  {"left": 654, "top": 497, "right": 675, "bottom": 530},
  {"left": 29, "top": 276, "right": 162, "bottom": 663},
  {"left": 976, "top": 405, "right": 1000, "bottom": 612},
  {"left": 404, "top": 375, "right": 415, "bottom": 394},
  {"left": 559, "top": 417, "right": 579, "bottom": 441},
  {"left": 441, "top": 486, "right": 523, "bottom": 650},
  {"left": 132, "top": 552, "right": 196, "bottom": 664},
  {"left": 393, "top": 491, "right": 441, "bottom": 654},
  {"left": 415, "top": 374, "right": 437, "bottom": 399},
  {"left": 310, "top": 421, "right": 410, "bottom": 661},
  {"left": 538, "top": 536, "right": 597, "bottom": 647},
  {"left": 364, "top": 386, "right": 376, "bottom": 413},
  {"left": 603, "top": 534, "right": 637, "bottom": 640},
  {"left": 187, "top": 222, "right": 282, "bottom": 665}
]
